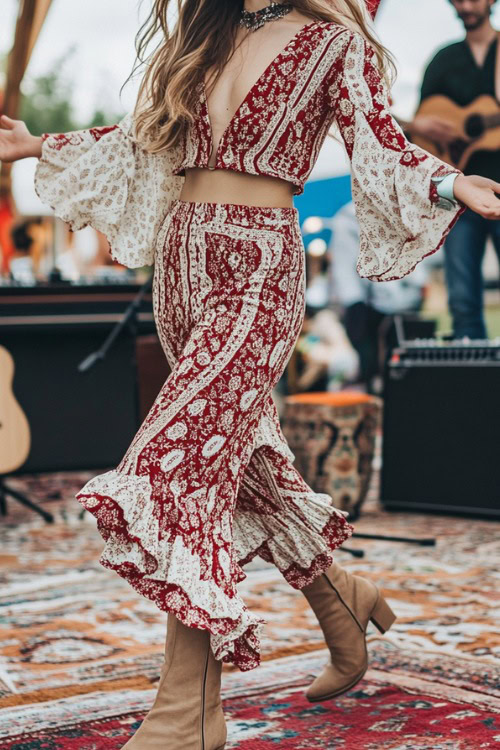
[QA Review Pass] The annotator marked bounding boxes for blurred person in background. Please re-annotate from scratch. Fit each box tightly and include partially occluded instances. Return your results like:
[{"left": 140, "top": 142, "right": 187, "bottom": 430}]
[
  {"left": 294, "top": 303, "right": 360, "bottom": 391},
  {"left": 406, "top": 0, "right": 500, "bottom": 339},
  {"left": 57, "top": 226, "right": 121, "bottom": 279},
  {"left": 284, "top": 253, "right": 359, "bottom": 393},
  {"left": 9, "top": 216, "right": 46, "bottom": 282},
  {"left": 329, "top": 201, "right": 430, "bottom": 389}
]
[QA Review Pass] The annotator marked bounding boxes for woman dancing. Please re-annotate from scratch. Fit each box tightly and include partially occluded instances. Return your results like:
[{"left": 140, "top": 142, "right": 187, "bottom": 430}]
[{"left": 2, "top": 1, "right": 500, "bottom": 748}]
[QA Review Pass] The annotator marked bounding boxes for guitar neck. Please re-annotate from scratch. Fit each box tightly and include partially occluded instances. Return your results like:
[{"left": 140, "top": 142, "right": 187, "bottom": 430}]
[{"left": 482, "top": 112, "right": 500, "bottom": 130}]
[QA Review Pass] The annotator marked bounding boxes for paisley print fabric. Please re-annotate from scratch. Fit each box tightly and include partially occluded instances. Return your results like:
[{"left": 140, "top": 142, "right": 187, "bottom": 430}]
[
  {"left": 175, "top": 20, "right": 464, "bottom": 280},
  {"left": 74, "top": 199, "right": 353, "bottom": 670},
  {"left": 34, "top": 114, "right": 184, "bottom": 269},
  {"left": 328, "top": 31, "right": 465, "bottom": 281}
]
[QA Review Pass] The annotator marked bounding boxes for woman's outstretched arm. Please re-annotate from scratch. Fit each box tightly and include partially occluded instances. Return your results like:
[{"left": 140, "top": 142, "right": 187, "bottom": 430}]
[
  {"left": 1, "top": 111, "right": 184, "bottom": 269},
  {"left": 327, "top": 30, "right": 500, "bottom": 282}
]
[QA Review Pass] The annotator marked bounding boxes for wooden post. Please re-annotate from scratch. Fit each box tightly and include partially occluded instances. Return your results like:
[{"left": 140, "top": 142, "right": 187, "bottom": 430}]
[{"left": 0, "top": 0, "right": 53, "bottom": 200}]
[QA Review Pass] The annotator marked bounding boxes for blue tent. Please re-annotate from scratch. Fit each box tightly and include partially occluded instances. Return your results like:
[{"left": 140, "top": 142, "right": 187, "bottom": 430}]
[{"left": 294, "top": 173, "right": 352, "bottom": 248}]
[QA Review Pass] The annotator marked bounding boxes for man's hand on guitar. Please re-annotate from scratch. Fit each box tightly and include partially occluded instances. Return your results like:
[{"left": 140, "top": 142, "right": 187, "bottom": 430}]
[
  {"left": 411, "top": 114, "right": 462, "bottom": 147},
  {"left": 454, "top": 174, "right": 500, "bottom": 219},
  {"left": 0, "top": 115, "right": 42, "bottom": 162}
]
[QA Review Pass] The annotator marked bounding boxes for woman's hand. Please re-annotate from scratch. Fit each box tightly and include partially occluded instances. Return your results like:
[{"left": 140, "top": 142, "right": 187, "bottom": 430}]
[
  {"left": 0, "top": 115, "right": 42, "bottom": 162},
  {"left": 453, "top": 174, "right": 500, "bottom": 219}
]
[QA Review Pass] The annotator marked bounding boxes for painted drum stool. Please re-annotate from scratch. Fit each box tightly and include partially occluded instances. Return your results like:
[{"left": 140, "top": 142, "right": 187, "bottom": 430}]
[{"left": 282, "top": 391, "right": 382, "bottom": 520}]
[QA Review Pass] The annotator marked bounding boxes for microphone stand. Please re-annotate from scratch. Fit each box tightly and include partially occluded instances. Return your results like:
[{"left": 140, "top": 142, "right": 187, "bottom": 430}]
[{"left": 78, "top": 274, "right": 152, "bottom": 374}]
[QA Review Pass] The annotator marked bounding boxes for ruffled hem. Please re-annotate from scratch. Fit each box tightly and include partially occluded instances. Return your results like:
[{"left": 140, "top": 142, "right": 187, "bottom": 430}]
[
  {"left": 75, "top": 461, "right": 353, "bottom": 670},
  {"left": 361, "top": 196, "right": 466, "bottom": 283},
  {"left": 97, "top": 562, "right": 264, "bottom": 672},
  {"left": 75, "top": 470, "right": 265, "bottom": 672},
  {"left": 33, "top": 118, "right": 183, "bottom": 270},
  {"left": 233, "top": 442, "right": 355, "bottom": 588},
  {"left": 356, "top": 159, "right": 466, "bottom": 283},
  {"left": 33, "top": 171, "right": 127, "bottom": 269},
  {"left": 237, "top": 509, "right": 354, "bottom": 589}
]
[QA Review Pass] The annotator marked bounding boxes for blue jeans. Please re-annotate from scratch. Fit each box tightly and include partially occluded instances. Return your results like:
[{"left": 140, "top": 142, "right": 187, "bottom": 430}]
[{"left": 444, "top": 208, "right": 500, "bottom": 339}]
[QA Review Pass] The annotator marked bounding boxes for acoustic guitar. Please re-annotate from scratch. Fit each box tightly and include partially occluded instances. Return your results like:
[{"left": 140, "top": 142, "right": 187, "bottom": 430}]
[
  {"left": 0, "top": 345, "right": 31, "bottom": 475},
  {"left": 412, "top": 94, "right": 500, "bottom": 172}
]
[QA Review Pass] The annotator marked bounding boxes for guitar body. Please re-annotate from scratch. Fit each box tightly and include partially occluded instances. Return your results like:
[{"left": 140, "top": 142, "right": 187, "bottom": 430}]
[
  {"left": 0, "top": 345, "right": 31, "bottom": 474},
  {"left": 412, "top": 94, "right": 500, "bottom": 171}
]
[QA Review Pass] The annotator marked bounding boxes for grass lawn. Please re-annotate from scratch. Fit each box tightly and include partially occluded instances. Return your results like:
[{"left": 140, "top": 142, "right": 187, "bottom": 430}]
[
  {"left": 422, "top": 279, "right": 500, "bottom": 338},
  {"left": 424, "top": 305, "right": 500, "bottom": 338}
]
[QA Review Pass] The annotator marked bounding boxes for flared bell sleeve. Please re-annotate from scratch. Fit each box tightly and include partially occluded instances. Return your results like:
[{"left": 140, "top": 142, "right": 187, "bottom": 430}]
[
  {"left": 328, "top": 31, "right": 466, "bottom": 282},
  {"left": 34, "top": 113, "right": 184, "bottom": 268}
]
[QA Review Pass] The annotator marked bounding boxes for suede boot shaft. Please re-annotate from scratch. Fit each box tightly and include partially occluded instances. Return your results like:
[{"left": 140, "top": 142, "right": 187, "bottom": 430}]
[{"left": 121, "top": 615, "right": 226, "bottom": 749}]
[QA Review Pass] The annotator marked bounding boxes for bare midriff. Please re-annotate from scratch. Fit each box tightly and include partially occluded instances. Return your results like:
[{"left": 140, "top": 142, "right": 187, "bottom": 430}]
[{"left": 179, "top": 167, "right": 295, "bottom": 208}]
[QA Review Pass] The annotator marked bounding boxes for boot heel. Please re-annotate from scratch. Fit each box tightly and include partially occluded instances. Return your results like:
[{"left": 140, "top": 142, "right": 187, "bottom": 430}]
[{"left": 370, "top": 594, "right": 396, "bottom": 634}]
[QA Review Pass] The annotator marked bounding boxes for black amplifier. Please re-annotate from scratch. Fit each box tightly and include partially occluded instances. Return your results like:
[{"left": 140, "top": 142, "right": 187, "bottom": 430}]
[
  {"left": 381, "top": 338, "right": 500, "bottom": 518},
  {"left": 0, "top": 282, "right": 158, "bottom": 473}
]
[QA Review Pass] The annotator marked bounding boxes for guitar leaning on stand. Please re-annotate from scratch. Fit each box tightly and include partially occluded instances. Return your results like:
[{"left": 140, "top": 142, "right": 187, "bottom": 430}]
[{"left": 0, "top": 345, "right": 54, "bottom": 523}]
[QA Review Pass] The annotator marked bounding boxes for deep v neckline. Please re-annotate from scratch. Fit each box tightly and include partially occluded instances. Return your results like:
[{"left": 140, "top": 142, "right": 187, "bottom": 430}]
[{"left": 202, "top": 19, "right": 320, "bottom": 168}]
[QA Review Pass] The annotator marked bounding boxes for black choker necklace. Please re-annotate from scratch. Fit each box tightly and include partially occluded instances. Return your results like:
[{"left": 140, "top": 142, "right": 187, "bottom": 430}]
[{"left": 239, "top": 2, "right": 293, "bottom": 31}]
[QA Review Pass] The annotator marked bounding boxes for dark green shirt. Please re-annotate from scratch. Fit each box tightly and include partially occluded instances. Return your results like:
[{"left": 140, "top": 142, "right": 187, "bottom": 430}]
[{"left": 419, "top": 38, "right": 500, "bottom": 181}]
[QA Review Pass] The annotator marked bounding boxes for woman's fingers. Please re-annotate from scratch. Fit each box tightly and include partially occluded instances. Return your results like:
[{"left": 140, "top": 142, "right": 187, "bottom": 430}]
[
  {"left": 479, "top": 202, "right": 500, "bottom": 219},
  {"left": 0, "top": 114, "right": 15, "bottom": 130},
  {"left": 470, "top": 189, "right": 500, "bottom": 218},
  {"left": 482, "top": 194, "right": 500, "bottom": 209},
  {"left": 455, "top": 176, "right": 500, "bottom": 219},
  {"left": 478, "top": 176, "right": 500, "bottom": 193}
]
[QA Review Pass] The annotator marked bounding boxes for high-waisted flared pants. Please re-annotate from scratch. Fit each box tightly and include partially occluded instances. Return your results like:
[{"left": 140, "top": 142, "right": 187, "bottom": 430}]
[{"left": 76, "top": 199, "right": 353, "bottom": 671}]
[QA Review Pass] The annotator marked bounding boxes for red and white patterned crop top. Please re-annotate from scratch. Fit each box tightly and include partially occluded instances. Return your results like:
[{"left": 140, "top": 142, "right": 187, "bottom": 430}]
[
  {"left": 172, "top": 20, "right": 455, "bottom": 197},
  {"left": 173, "top": 20, "right": 348, "bottom": 195},
  {"left": 35, "top": 19, "right": 465, "bottom": 280}
]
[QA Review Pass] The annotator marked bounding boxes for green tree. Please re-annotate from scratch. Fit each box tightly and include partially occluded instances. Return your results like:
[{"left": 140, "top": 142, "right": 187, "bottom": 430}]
[{"left": 19, "top": 48, "right": 124, "bottom": 135}]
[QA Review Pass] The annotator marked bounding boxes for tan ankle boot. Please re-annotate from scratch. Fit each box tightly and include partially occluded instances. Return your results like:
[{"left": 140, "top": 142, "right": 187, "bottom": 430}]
[
  {"left": 302, "top": 561, "right": 396, "bottom": 703},
  {"left": 121, "top": 614, "right": 227, "bottom": 749}
]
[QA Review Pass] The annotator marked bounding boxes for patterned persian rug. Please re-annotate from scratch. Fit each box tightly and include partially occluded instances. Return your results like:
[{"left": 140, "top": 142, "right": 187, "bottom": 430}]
[{"left": 0, "top": 469, "right": 499, "bottom": 748}]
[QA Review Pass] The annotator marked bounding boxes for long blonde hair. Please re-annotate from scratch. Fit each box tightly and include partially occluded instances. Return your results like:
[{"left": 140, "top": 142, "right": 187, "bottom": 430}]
[{"left": 131, "top": 0, "right": 396, "bottom": 153}]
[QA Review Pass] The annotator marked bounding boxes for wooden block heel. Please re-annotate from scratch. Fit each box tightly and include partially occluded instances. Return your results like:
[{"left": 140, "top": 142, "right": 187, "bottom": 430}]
[{"left": 370, "top": 594, "right": 396, "bottom": 634}]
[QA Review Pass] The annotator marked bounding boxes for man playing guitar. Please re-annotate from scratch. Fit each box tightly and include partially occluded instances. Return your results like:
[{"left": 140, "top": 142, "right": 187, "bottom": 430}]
[{"left": 408, "top": 0, "right": 500, "bottom": 339}]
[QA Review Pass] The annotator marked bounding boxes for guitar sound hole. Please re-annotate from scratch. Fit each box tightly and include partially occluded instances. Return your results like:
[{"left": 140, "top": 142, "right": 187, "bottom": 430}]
[{"left": 465, "top": 114, "right": 484, "bottom": 138}]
